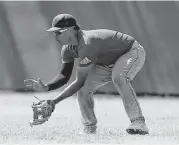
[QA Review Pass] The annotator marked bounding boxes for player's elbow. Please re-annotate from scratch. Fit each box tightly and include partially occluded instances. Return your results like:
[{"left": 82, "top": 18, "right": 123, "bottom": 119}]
[{"left": 63, "top": 77, "right": 70, "bottom": 84}]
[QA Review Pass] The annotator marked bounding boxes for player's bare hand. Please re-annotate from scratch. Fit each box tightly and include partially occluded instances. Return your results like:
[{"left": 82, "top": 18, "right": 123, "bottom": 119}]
[{"left": 24, "top": 78, "right": 49, "bottom": 92}]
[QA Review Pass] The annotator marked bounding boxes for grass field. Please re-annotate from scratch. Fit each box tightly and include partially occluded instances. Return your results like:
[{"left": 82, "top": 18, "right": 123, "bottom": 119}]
[{"left": 1, "top": 92, "right": 179, "bottom": 144}]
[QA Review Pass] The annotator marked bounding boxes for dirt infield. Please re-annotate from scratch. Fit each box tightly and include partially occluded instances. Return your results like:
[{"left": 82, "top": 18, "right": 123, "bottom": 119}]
[{"left": 0, "top": 92, "right": 179, "bottom": 144}]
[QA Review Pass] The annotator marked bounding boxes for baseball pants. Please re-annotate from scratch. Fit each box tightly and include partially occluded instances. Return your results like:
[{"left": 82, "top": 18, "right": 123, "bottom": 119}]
[{"left": 77, "top": 40, "right": 146, "bottom": 127}]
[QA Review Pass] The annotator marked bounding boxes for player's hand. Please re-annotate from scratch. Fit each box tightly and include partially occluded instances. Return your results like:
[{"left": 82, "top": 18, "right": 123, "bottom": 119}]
[{"left": 24, "top": 78, "right": 49, "bottom": 92}]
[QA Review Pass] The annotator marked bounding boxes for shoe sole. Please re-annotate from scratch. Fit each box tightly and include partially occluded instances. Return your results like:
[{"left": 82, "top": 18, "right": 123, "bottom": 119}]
[{"left": 126, "top": 129, "right": 149, "bottom": 135}]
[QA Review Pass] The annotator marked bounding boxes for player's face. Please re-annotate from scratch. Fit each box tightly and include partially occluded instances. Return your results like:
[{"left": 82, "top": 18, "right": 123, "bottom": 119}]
[{"left": 53, "top": 27, "right": 76, "bottom": 45}]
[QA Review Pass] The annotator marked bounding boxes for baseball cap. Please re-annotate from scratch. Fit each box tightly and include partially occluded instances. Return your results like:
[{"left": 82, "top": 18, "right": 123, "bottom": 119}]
[{"left": 47, "top": 14, "right": 77, "bottom": 32}]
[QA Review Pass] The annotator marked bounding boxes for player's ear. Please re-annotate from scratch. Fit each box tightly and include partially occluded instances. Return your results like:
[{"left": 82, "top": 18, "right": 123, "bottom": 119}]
[
  {"left": 70, "top": 27, "right": 76, "bottom": 33},
  {"left": 70, "top": 28, "right": 77, "bottom": 37}
]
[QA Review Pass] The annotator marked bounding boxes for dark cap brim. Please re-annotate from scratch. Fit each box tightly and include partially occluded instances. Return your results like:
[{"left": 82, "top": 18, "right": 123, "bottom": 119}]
[{"left": 46, "top": 27, "right": 63, "bottom": 32}]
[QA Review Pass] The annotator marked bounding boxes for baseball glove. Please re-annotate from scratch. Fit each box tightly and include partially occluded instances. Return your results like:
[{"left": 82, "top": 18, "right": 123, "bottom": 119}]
[{"left": 29, "top": 96, "right": 55, "bottom": 127}]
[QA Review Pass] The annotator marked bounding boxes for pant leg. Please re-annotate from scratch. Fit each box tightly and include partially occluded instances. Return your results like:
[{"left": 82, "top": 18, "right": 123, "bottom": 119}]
[
  {"left": 111, "top": 41, "right": 146, "bottom": 121},
  {"left": 77, "top": 64, "right": 111, "bottom": 127}
]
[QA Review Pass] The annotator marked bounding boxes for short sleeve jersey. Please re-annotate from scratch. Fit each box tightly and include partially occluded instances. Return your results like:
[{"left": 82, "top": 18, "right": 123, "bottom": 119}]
[
  {"left": 61, "top": 45, "right": 78, "bottom": 63},
  {"left": 61, "top": 29, "right": 135, "bottom": 67}
]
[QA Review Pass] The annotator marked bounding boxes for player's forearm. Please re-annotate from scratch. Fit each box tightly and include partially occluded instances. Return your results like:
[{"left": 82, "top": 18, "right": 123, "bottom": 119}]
[
  {"left": 53, "top": 80, "right": 83, "bottom": 104},
  {"left": 46, "top": 74, "right": 69, "bottom": 91}
]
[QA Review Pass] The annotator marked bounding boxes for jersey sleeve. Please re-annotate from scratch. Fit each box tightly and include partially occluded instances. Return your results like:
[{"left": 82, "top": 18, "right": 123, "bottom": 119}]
[{"left": 61, "top": 45, "right": 75, "bottom": 63}]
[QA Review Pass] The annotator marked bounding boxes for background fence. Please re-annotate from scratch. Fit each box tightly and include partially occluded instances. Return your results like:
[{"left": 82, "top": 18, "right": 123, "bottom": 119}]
[{"left": 0, "top": 1, "right": 179, "bottom": 95}]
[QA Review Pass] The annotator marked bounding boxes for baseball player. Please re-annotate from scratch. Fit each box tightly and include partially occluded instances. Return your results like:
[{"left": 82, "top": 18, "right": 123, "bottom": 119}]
[{"left": 24, "top": 13, "right": 149, "bottom": 135}]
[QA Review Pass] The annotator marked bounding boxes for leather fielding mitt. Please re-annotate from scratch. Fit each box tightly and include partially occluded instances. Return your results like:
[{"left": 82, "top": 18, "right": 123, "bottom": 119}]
[{"left": 29, "top": 97, "right": 55, "bottom": 127}]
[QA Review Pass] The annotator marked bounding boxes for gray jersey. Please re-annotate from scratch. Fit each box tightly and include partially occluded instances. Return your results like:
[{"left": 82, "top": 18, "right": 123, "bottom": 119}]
[{"left": 61, "top": 29, "right": 135, "bottom": 67}]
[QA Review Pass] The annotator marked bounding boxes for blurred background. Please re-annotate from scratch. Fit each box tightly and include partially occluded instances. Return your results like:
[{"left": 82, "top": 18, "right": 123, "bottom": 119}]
[{"left": 0, "top": 1, "right": 179, "bottom": 96}]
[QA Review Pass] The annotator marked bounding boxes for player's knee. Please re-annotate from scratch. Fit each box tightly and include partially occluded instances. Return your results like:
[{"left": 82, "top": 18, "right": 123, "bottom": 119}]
[
  {"left": 112, "top": 75, "right": 129, "bottom": 87},
  {"left": 78, "top": 88, "right": 92, "bottom": 99},
  {"left": 78, "top": 89, "right": 86, "bottom": 99},
  {"left": 79, "top": 83, "right": 94, "bottom": 94}
]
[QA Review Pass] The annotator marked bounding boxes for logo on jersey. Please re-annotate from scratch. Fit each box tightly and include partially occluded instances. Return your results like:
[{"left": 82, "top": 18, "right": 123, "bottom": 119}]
[{"left": 80, "top": 57, "right": 92, "bottom": 65}]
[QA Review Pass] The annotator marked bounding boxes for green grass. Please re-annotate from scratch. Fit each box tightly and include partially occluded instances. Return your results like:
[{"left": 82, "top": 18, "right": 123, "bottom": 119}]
[{"left": 0, "top": 92, "right": 179, "bottom": 144}]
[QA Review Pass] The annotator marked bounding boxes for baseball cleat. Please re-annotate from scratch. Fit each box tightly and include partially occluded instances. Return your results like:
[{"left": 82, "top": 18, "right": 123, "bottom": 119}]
[
  {"left": 79, "top": 125, "right": 97, "bottom": 134},
  {"left": 126, "top": 120, "right": 149, "bottom": 135}
]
